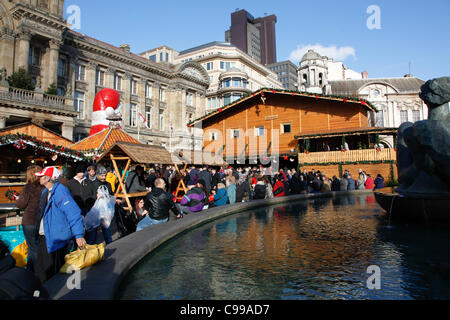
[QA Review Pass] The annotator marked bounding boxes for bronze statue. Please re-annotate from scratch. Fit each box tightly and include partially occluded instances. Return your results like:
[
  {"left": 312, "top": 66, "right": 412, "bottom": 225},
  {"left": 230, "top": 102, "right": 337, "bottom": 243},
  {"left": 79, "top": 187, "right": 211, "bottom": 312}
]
[{"left": 397, "top": 77, "right": 450, "bottom": 196}]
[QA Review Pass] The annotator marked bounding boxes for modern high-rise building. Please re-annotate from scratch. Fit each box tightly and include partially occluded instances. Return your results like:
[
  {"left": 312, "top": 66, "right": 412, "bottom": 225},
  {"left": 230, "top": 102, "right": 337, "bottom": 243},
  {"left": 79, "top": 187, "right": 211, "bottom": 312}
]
[
  {"left": 225, "top": 9, "right": 277, "bottom": 65},
  {"left": 267, "top": 60, "right": 298, "bottom": 90}
]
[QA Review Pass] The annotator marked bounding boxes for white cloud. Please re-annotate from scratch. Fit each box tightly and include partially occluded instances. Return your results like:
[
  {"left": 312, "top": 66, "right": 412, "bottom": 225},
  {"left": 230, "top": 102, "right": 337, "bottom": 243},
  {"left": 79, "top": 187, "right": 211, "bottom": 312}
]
[{"left": 289, "top": 44, "right": 356, "bottom": 63}]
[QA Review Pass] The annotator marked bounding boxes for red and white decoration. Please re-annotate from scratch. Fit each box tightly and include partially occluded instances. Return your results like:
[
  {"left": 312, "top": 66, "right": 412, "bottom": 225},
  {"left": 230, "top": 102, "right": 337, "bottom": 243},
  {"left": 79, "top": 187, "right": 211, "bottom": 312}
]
[
  {"left": 89, "top": 88, "right": 122, "bottom": 136},
  {"left": 138, "top": 112, "right": 149, "bottom": 129}
]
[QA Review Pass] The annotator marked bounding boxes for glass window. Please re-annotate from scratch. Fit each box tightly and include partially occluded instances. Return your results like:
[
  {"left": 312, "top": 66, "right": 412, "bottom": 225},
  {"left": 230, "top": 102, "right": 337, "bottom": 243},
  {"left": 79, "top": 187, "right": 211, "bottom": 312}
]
[
  {"left": 130, "top": 104, "right": 137, "bottom": 127},
  {"left": 145, "top": 111, "right": 152, "bottom": 129},
  {"left": 160, "top": 52, "right": 163, "bottom": 62},
  {"left": 166, "top": 52, "right": 169, "bottom": 61},
  {"left": 159, "top": 87, "right": 165, "bottom": 102},
  {"left": 400, "top": 110, "right": 408, "bottom": 123},
  {"left": 223, "top": 78, "right": 231, "bottom": 87},
  {"left": 96, "top": 70, "right": 105, "bottom": 86},
  {"left": 58, "top": 58, "right": 66, "bottom": 77},
  {"left": 186, "top": 92, "right": 194, "bottom": 106},
  {"left": 75, "top": 64, "right": 85, "bottom": 81},
  {"left": 412, "top": 110, "right": 421, "bottom": 122},
  {"left": 255, "top": 127, "right": 264, "bottom": 137},
  {"left": 74, "top": 91, "right": 85, "bottom": 119},
  {"left": 232, "top": 94, "right": 241, "bottom": 103},
  {"left": 114, "top": 75, "right": 122, "bottom": 91},
  {"left": 159, "top": 113, "right": 164, "bottom": 131},
  {"left": 282, "top": 124, "right": 291, "bottom": 134},
  {"left": 376, "top": 110, "right": 384, "bottom": 127},
  {"left": 149, "top": 55, "right": 156, "bottom": 62},
  {"left": 210, "top": 131, "right": 217, "bottom": 141},
  {"left": 232, "top": 129, "right": 239, "bottom": 139},
  {"left": 28, "top": 47, "right": 41, "bottom": 66},
  {"left": 223, "top": 94, "right": 231, "bottom": 105},
  {"left": 220, "top": 61, "right": 224, "bottom": 69},
  {"left": 131, "top": 79, "right": 138, "bottom": 95},
  {"left": 146, "top": 83, "right": 152, "bottom": 98},
  {"left": 233, "top": 78, "right": 241, "bottom": 87}
]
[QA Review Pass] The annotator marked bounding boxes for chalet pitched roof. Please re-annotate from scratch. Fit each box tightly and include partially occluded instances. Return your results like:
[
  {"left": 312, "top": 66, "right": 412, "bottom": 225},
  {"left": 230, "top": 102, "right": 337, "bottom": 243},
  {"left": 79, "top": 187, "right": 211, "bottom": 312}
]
[
  {"left": 70, "top": 127, "right": 141, "bottom": 152},
  {"left": 96, "top": 142, "right": 175, "bottom": 165},
  {"left": 0, "top": 122, "right": 73, "bottom": 145}
]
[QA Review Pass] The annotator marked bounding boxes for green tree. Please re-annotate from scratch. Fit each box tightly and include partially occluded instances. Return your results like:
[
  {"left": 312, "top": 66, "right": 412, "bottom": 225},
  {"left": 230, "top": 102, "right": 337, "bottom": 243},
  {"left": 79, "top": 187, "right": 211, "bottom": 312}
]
[
  {"left": 45, "top": 83, "right": 58, "bottom": 95},
  {"left": 7, "top": 68, "right": 35, "bottom": 91}
]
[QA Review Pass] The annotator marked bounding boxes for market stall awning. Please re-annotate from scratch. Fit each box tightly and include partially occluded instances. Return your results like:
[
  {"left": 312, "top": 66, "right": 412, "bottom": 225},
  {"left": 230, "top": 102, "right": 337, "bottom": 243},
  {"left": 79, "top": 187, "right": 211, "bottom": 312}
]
[
  {"left": 0, "top": 122, "right": 73, "bottom": 147},
  {"left": 96, "top": 142, "right": 175, "bottom": 165},
  {"left": 0, "top": 132, "right": 87, "bottom": 162},
  {"left": 70, "top": 127, "right": 141, "bottom": 153},
  {"left": 294, "top": 127, "right": 398, "bottom": 140}
]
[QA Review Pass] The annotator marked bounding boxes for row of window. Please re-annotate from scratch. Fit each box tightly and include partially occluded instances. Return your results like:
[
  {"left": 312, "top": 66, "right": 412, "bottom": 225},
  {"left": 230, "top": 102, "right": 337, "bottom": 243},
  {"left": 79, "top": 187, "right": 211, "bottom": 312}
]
[
  {"left": 148, "top": 52, "right": 169, "bottom": 63},
  {"left": 219, "top": 77, "right": 248, "bottom": 89},
  {"left": 375, "top": 109, "right": 421, "bottom": 126},
  {"left": 73, "top": 91, "right": 172, "bottom": 130},
  {"left": 129, "top": 104, "right": 165, "bottom": 130},
  {"left": 208, "top": 124, "right": 292, "bottom": 141},
  {"left": 206, "top": 61, "right": 240, "bottom": 71},
  {"left": 207, "top": 93, "right": 245, "bottom": 109},
  {"left": 73, "top": 63, "right": 168, "bottom": 100}
]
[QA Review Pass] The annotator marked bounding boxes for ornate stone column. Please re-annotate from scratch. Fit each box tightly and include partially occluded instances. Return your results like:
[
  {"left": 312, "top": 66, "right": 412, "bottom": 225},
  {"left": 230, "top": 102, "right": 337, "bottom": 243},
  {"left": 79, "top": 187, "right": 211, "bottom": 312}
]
[
  {"left": 0, "top": 28, "right": 15, "bottom": 75},
  {"left": 17, "top": 31, "right": 32, "bottom": 71},
  {"left": 105, "top": 67, "right": 115, "bottom": 89},
  {"left": 85, "top": 61, "right": 98, "bottom": 122},
  {"left": 122, "top": 72, "right": 132, "bottom": 127},
  {"left": 46, "top": 39, "right": 62, "bottom": 89}
]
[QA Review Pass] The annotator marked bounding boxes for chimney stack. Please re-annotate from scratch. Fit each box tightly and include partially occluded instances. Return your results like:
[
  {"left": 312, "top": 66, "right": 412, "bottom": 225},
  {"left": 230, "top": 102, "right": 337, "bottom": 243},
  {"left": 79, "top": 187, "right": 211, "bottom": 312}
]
[
  {"left": 362, "top": 71, "right": 368, "bottom": 79},
  {"left": 120, "top": 44, "right": 131, "bottom": 52}
]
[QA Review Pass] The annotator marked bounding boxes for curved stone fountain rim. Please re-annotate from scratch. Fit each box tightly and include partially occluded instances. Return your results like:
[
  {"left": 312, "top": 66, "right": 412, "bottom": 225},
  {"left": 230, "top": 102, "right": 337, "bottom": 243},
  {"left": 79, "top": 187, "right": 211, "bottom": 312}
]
[{"left": 44, "top": 190, "right": 374, "bottom": 300}]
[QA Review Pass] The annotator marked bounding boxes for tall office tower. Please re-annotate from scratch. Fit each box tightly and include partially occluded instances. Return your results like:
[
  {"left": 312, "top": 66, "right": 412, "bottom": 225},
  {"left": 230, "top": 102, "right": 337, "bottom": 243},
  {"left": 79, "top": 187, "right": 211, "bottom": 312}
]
[{"left": 225, "top": 9, "right": 277, "bottom": 65}]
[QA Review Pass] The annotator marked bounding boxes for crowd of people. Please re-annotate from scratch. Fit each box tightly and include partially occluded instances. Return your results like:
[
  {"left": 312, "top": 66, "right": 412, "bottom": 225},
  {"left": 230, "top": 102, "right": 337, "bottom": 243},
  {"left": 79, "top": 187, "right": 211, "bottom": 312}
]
[{"left": 10, "top": 162, "right": 386, "bottom": 285}]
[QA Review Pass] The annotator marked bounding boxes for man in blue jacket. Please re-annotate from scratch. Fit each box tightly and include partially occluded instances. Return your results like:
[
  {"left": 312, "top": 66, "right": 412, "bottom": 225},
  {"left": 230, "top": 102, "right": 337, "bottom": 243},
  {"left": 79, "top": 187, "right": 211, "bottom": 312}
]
[{"left": 34, "top": 167, "right": 86, "bottom": 284}]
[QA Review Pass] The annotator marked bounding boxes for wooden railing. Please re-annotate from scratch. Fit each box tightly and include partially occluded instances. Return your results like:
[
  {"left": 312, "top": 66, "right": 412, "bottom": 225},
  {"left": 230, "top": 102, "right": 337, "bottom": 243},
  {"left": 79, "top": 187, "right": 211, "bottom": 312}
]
[{"left": 298, "top": 148, "right": 396, "bottom": 164}]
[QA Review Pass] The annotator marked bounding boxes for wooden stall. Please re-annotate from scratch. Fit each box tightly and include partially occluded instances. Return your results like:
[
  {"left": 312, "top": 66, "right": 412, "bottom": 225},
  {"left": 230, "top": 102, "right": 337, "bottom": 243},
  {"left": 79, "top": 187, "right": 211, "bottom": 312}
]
[
  {"left": 96, "top": 142, "right": 177, "bottom": 212},
  {"left": 188, "top": 89, "right": 377, "bottom": 167},
  {"left": 0, "top": 123, "right": 86, "bottom": 204}
]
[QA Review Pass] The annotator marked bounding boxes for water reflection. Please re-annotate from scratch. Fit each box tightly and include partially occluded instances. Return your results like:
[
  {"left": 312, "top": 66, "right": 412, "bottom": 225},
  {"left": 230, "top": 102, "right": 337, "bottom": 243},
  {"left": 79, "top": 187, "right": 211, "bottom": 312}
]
[{"left": 119, "top": 194, "right": 450, "bottom": 300}]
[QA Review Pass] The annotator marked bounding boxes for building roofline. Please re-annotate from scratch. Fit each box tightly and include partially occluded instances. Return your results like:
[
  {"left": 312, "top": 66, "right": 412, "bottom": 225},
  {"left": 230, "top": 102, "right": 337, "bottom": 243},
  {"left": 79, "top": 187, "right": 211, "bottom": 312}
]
[{"left": 187, "top": 89, "right": 376, "bottom": 127}]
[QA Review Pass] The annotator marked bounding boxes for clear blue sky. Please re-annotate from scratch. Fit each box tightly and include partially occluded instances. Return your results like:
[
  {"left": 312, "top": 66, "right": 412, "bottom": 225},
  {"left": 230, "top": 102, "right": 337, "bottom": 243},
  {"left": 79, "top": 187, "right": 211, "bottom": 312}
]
[{"left": 64, "top": 0, "right": 450, "bottom": 81}]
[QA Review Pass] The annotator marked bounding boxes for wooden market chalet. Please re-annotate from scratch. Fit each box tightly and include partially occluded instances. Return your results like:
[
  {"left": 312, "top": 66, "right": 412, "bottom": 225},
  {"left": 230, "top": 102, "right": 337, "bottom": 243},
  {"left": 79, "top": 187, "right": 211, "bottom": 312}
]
[{"left": 188, "top": 89, "right": 398, "bottom": 181}]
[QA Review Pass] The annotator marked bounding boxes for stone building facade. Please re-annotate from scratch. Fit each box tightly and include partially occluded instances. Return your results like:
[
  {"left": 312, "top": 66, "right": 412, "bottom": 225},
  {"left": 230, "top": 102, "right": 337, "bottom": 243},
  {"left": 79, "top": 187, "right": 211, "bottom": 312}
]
[
  {"left": 0, "top": 0, "right": 209, "bottom": 152},
  {"left": 297, "top": 49, "right": 428, "bottom": 147},
  {"left": 159, "top": 41, "right": 282, "bottom": 113}
]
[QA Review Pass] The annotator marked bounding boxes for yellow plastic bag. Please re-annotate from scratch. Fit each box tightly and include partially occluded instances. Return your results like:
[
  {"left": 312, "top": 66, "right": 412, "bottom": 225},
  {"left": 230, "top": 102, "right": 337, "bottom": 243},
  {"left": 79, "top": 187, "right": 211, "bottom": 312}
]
[
  {"left": 11, "top": 241, "right": 28, "bottom": 268},
  {"left": 59, "top": 242, "right": 106, "bottom": 273}
]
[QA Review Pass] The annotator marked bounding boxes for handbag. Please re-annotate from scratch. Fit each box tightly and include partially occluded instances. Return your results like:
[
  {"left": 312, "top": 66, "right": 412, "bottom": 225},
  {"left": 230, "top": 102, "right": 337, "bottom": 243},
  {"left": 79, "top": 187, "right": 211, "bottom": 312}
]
[{"left": 59, "top": 242, "right": 105, "bottom": 273}]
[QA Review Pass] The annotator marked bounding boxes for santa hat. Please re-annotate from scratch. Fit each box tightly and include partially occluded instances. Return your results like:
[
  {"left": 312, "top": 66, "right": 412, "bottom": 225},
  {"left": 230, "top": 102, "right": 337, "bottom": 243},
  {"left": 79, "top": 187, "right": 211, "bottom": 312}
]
[{"left": 89, "top": 88, "right": 121, "bottom": 136}]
